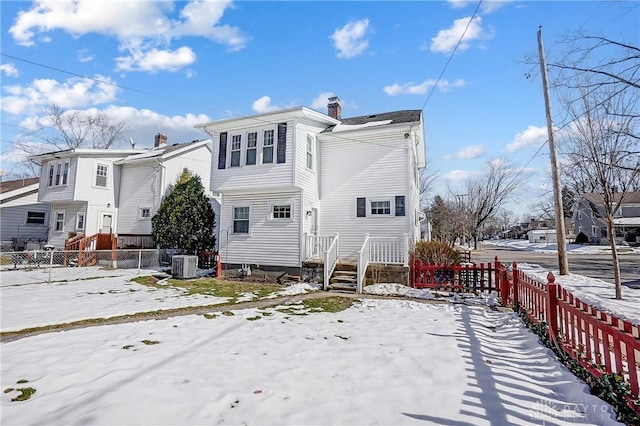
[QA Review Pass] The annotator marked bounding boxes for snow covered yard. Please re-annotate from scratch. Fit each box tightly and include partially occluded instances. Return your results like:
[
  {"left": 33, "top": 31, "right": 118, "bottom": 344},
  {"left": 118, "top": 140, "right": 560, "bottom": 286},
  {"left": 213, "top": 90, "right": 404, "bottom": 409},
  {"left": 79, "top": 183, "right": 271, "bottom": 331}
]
[{"left": 1, "top": 299, "right": 623, "bottom": 425}]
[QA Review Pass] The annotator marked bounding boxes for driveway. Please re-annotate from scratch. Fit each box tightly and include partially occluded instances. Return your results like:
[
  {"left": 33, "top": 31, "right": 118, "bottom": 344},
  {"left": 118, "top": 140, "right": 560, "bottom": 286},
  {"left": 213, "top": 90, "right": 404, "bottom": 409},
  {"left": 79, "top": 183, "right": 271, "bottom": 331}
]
[{"left": 472, "top": 244, "right": 640, "bottom": 289}]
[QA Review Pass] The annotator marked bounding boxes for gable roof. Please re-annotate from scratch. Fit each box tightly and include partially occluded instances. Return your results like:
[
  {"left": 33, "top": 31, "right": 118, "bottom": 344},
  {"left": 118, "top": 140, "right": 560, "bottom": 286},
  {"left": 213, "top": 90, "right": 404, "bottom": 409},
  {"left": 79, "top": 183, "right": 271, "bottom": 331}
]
[
  {"left": 0, "top": 177, "right": 40, "bottom": 194},
  {"left": 581, "top": 191, "right": 640, "bottom": 205},
  {"left": 116, "top": 139, "right": 210, "bottom": 164}
]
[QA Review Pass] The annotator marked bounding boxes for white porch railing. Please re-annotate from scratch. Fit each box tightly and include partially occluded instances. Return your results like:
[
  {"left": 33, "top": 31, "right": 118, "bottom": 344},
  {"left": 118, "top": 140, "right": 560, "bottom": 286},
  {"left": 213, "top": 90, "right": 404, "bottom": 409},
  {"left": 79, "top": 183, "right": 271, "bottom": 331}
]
[
  {"left": 357, "top": 234, "right": 410, "bottom": 294},
  {"left": 304, "top": 234, "right": 335, "bottom": 260},
  {"left": 357, "top": 234, "right": 371, "bottom": 294},
  {"left": 323, "top": 233, "right": 339, "bottom": 291}
]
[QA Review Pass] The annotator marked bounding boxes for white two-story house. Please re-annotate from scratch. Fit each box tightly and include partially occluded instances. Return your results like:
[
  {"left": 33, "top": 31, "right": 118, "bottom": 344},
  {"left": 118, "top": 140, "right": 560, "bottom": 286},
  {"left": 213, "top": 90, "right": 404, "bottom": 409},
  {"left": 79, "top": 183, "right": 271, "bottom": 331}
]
[
  {"left": 197, "top": 98, "right": 425, "bottom": 282},
  {"left": 31, "top": 134, "right": 213, "bottom": 250}
]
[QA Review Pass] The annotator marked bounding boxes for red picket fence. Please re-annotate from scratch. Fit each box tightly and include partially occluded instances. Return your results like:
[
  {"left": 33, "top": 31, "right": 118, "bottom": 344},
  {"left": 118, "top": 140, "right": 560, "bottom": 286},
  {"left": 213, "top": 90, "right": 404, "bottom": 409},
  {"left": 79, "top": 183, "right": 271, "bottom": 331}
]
[
  {"left": 412, "top": 257, "right": 640, "bottom": 416},
  {"left": 410, "top": 257, "right": 500, "bottom": 293}
]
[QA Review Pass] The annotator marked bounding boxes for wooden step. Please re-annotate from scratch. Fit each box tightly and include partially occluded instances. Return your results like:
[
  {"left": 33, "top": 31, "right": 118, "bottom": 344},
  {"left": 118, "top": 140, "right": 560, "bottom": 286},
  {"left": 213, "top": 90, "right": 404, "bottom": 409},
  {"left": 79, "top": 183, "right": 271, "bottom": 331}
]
[
  {"left": 330, "top": 275, "right": 357, "bottom": 284},
  {"left": 328, "top": 282, "right": 357, "bottom": 292}
]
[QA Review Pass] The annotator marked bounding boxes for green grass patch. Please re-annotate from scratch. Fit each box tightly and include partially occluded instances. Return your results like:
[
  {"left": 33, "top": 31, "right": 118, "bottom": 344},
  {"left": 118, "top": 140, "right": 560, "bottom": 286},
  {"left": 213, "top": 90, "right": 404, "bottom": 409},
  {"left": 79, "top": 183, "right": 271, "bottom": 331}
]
[
  {"left": 16, "top": 379, "right": 28, "bottom": 384},
  {"left": 0, "top": 255, "right": 12, "bottom": 265},
  {"left": 222, "top": 311, "right": 234, "bottom": 316},
  {"left": 203, "top": 313, "right": 216, "bottom": 319},
  {"left": 141, "top": 340, "right": 159, "bottom": 345},
  {"left": 246, "top": 316, "right": 261, "bottom": 321},
  {"left": 131, "top": 276, "right": 282, "bottom": 302},
  {"left": 300, "top": 297, "right": 354, "bottom": 313},
  {"left": 4, "top": 388, "right": 14, "bottom": 393},
  {"left": 11, "top": 387, "right": 36, "bottom": 401},
  {"left": 122, "top": 345, "right": 135, "bottom": 350}
]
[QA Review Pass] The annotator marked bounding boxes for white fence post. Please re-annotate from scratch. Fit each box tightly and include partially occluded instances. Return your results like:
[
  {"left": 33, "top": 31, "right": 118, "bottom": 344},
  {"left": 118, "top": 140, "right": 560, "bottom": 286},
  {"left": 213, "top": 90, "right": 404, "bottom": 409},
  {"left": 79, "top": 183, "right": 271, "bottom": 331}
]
[
  {"left": 137, "top": 249, "right": 142, "bottom": 275},
  {"left": 48, "top": 250, "right": 54, "bottom": 283},
  {"left": 404, "top": 233, "right": 410, "bottom": 266}
]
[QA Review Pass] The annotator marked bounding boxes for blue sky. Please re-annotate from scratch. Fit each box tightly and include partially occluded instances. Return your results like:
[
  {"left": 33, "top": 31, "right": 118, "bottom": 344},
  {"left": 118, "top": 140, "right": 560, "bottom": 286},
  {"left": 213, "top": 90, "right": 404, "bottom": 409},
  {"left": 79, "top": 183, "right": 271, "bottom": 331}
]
[{"left": 1, "top": 0, "right": 638, "bottom": 215}]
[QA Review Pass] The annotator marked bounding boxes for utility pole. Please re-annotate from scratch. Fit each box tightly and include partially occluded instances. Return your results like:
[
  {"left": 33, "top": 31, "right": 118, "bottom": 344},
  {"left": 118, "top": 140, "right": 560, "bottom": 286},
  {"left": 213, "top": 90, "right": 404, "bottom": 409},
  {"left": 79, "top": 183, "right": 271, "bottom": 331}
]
[{"left": 537, "top": 26, "right": 569, "bottom": 275}]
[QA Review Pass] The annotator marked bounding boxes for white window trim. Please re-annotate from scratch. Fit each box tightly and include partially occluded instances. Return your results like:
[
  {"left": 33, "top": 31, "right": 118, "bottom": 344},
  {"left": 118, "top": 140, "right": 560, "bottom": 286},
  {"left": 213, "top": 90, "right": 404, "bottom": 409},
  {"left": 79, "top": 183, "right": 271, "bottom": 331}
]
[
  {"left": 230, "top": 134, "right": 242, "bottom": 167},
  {"left": 306, "top": 133, "right": 314, "bottom": 171},
  {"left": 268, "top": 200, "right": 294, "bottom": 222},
  {"left": 94, "top": 161, "right": 110, "bottom": 189},
  {"left": 76, "top": 212, "right": 86, "bottom": 231},
  {"left": 54, "top": 210, "right": 66, "bottom": 232},
  {"left": 232, "top": 205, "right": 251, "bottom": 235},
  {"left": 262, "top": 128, "right": 275, "bottom": 165},
  {"left": 139, "top": 207, "right": 151, "bottom": 220},
  {"left": 370, "top": 199, "right": 392, "bottom": 216},
  {"left": 47, "top": 160, "right": 70, "bottom": 187},
  {"left": 246, "top": 132, "right": 258, "bottom": 166},
  {"left": 592, "top": 226, "right": 599, "bottom": 237}
]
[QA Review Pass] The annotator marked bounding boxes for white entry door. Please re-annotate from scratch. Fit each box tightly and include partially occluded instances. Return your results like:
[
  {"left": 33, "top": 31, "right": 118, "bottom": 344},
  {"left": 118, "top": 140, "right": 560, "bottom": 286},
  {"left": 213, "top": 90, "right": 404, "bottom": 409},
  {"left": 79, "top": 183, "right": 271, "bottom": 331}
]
[{"left": 101, "top": 214, "right": 113, "bottom": 234}]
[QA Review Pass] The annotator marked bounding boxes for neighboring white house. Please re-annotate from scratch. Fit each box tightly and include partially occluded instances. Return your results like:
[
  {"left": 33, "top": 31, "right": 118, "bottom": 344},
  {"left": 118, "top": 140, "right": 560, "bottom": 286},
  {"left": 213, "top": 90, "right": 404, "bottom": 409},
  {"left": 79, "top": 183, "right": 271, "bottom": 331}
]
[
  {"left": 0, "top": 177, "right": 50, "bottom": 250},
  {"left": 30, "top": 135, "right": 214, "bottom": 249},
  {"left": 197, "top": 98, "right": 426, "bottom": 274},
  {"left": 527, "top": 229, "right": 557, "bottom": 244}
]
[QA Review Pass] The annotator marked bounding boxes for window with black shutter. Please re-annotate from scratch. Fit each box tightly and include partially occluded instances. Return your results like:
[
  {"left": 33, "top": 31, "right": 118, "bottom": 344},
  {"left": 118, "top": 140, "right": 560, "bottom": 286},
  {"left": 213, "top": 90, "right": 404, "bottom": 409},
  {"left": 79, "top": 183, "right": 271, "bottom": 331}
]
[
  {"left": 395, "top": 195, "right": 405, "bottom": 216},
  {"left": 357, "top": 197, "right": 366, "bottom": 217},
  {"left": 277, "top": 123, "right": 287, "bottom": 164},
  {"left": 218, "top": 132, "right": 228, "bottom": 169}
]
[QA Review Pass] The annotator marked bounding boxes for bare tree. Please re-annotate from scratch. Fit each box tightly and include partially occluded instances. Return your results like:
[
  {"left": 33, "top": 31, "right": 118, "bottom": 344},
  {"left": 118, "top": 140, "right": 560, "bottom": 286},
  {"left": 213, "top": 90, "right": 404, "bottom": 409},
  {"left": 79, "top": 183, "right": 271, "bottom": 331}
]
[
  {"left": 558, "top": 73, "right": 639, "bottom": 300},
  {"left": 15, "top": 104, "right": 127, "bottom": 169},
  {"left": 419, "top": 158, "right": 438, "bottom": 207},
  {"left": 454, "top": 159, "right": 523, "bottom": 250}
]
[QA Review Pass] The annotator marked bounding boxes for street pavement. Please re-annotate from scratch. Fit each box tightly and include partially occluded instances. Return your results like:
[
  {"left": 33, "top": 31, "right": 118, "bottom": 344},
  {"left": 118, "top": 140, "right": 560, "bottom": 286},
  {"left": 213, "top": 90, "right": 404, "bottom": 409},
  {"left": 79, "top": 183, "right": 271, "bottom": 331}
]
[{"left": 471, "top": 244, "right": 640, "bottom": 289}]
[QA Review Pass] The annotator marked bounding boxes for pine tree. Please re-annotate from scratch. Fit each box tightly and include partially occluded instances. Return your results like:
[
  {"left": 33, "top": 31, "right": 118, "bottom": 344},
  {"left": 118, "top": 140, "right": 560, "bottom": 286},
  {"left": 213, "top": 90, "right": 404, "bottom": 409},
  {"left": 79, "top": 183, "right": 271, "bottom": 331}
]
[{"left": 151, "top": 169, "right": 216, "bottom": 254}]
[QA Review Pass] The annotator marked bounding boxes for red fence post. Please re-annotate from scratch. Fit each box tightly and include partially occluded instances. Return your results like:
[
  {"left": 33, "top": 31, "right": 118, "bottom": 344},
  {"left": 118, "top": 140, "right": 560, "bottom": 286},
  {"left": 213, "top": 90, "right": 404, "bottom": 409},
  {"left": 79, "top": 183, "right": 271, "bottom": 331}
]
[
  {"left": 512, "top": 261, "right": 519, "bottom": 308},
  {"left": 497, "top": 256, "right": 509, "bottom": 306},
  {"left": 546, "top": 272, "right": 559, "bottom": 343}
]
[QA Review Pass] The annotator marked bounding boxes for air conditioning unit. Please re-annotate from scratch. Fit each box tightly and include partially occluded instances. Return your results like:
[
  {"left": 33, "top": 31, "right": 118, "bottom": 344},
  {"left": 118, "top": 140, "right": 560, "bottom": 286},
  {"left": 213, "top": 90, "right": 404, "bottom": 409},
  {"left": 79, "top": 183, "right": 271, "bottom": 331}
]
[{"left": 172, "top": 255, "right": 198, "bottom": 279}]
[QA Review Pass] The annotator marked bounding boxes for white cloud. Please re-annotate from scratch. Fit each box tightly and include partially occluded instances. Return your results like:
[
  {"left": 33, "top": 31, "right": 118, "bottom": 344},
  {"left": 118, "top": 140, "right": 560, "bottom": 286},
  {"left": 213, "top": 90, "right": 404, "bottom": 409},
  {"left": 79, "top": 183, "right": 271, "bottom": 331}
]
[
  {"left": 310, "top": 92, "right": 336, "bottom": 110},
  {"left": 8, "top": 0, "right": 246, "bottom": 72},
  {"left": 0, "top": 75, "right": 119, "bottom": 115},
  {"left": 442, "top": 170, "right": 482, "bottom": 181},
  {"left": 452, "top": 144, "right": 485, "bottom": 159},
  {"left": 384, "top": 78, "right": 465, "bottom": 96},
  {"left": 77, "top": 49, "right": 94, "bottom": 63},
  {"left": 0, "top": 64, "right": 19, "bottom": 77},
  {"left": 330, "top": 18, "right": 370, "bottom": 59},
  {"left": 447, "top": 0, "right": 470, "bottom": 9},
  {"left": 252, "top": 96, "right": 279, "bottom": 113},
  {"left": 505, "top": 125, "right": 548, "bottom": 152},
  {"left": 116, "top": 46, "right": 197, "bottom": 73},
  {"left": 430, "top": 16, "right": 492, "bottom": 54}
]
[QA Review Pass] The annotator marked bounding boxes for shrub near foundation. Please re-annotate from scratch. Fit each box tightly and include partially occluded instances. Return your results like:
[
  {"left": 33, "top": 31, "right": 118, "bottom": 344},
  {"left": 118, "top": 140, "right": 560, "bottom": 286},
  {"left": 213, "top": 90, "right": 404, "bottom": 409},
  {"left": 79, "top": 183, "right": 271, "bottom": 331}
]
[{"left": 413, "top": 241, "right": 462, "bottom": 265}]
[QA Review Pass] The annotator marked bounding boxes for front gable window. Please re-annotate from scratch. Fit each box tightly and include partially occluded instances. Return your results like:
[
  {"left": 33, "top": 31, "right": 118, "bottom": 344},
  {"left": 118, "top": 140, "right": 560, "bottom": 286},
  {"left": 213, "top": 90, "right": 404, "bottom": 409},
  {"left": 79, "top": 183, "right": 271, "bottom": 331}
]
[
  {"left": 48, "top": 165, "right": 55, "bottom": 186},
  {"left": 95, "top": 163, "right": 108, "bottom": 187}
]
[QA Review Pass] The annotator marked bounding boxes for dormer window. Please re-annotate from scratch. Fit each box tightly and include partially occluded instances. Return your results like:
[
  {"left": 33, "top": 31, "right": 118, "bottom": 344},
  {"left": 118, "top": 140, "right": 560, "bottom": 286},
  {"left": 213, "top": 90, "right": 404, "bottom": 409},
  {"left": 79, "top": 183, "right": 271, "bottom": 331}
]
[
  {"left": 231, "top": 135, "right": 242, "bottom": 167},
  {"left": 263, "top": 130, "right": 274, "bottom": 164}
]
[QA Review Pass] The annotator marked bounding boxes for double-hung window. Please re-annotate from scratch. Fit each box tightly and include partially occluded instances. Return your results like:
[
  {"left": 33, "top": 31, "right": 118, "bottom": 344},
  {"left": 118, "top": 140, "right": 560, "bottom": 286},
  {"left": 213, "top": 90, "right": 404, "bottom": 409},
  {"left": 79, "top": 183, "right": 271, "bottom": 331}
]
[
  {"left": 95, "top": 164, "right": 108, "bottom": 187},
  {"left": 76, "top": 212, "right": 85, "bottom": 230},
  {"left": 48, "top": 165, "right": 55, "bottom": 186},
  {"left": 55, "top": 211, "right": 65, "bottom": 232},
  {"left": 233, "top": 207, "right": 250, "bottom": 234},
  {"left": 62, "top": 162, "right": 69, "bottom": 185},
  {"left": 263, "top": 130, "right": 274, "bottom": 164},
  {"left": 246, "top": 132, "right": 257, "bottom": 165},
  {"left": 55, "top": 163, "right": 62, "bottom": 185},
  {"left": 139, "top": 208, "right": 151, "bottom": 219},
  {"left": 231, "top": 135, "right": 242, "bottom": 167},
  {"left": 306, "top": 134, "right": 314, "bottom": 170},
  {"left": 371, "top": 201, "right": 391, "bottom": 215}
]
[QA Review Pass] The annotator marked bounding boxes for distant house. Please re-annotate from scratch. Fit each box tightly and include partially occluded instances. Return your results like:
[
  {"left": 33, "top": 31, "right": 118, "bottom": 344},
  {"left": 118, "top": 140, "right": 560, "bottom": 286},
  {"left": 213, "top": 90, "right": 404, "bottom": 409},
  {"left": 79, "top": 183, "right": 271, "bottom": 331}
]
[
  {"left": 0, "top": 177, "right": 50, "bottom": 250},
  {"left": 30, "top": 134, "right": 214, "bottom": 250},
  {"left": 197, "top": 97, "right": 426, "bottom": 285},
  {"left": 527, "top": 229, "right": 557, "bottom": 244},
  {"left": 572, "top": 192, "right": 640, "bottom": 243}
]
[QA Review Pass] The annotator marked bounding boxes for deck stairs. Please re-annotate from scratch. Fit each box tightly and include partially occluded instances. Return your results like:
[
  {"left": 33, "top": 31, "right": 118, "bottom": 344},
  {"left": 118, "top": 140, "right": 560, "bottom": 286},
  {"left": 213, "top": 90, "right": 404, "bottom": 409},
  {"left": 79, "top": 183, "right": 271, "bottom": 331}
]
[{"left": 328, "top": 260, "right": 359, "bottom": 293}]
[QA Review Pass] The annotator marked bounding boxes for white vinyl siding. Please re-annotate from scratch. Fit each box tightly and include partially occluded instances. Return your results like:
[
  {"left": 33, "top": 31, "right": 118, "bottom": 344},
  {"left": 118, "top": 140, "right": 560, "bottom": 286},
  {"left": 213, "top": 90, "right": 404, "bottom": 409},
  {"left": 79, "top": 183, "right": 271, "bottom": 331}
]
[
  {"left": 319, "top": 129, "right": 413, "bottom": 258},
  {"left": 221, "top": 191, "right": 301, "bottom": 267},
  {"left": 210, "top": 123, "right": 293, "bottom": 193},
  {"left": 0, "top": 202, "right": 49, "bottom": 242}
]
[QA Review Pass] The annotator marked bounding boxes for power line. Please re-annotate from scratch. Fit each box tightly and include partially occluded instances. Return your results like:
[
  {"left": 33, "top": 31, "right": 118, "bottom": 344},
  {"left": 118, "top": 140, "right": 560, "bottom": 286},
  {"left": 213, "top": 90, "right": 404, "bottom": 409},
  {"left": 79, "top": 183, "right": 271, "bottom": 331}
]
[{"left": 1, "top": 53, "right": 169, "bottom": 99}]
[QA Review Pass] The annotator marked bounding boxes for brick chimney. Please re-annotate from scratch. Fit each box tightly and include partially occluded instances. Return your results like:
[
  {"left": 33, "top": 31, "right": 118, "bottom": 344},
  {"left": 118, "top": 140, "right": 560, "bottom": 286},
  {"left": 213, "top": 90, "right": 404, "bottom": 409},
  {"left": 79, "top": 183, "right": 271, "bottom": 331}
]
[
  {"left": 327, "top": 96, "right": 342, "bottom": 120},
  {"left": 154, "top": 133, "right": 167, "bottom": 147}
]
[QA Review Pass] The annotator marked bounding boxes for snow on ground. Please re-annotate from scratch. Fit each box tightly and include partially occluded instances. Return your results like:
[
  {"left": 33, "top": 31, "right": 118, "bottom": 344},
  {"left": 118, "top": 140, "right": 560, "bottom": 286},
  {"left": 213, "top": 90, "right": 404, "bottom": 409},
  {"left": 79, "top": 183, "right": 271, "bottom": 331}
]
[
  {"left": 517, "top": 263, "right": 640, "bottom": 326},
  {"left": 483, "top": 239, "right": 640, "bottom": 254},
  {"left": 0, "top": 268, "right": 319, "bottom": 332},
  {"left": 1, "top": 299, "right": 622, "bottom": 425}
]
